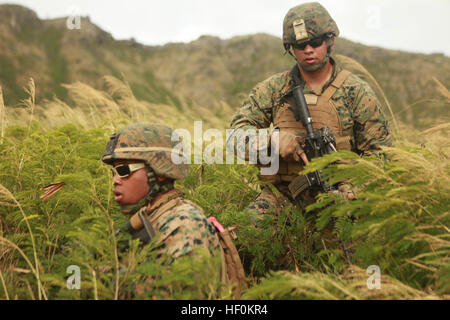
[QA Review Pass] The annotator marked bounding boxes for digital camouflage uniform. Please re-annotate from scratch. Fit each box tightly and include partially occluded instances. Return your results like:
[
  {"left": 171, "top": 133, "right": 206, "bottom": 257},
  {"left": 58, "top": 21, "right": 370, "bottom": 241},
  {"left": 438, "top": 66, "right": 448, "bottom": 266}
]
[
  {"left": 133, "top": 189, "right": 222, "bottom": 259},
  {"left": 102, "top": 123, "right": 221, "bottom": 260},
  {"left": 229, "top": 2, "right": 392, "bottom": 217}
]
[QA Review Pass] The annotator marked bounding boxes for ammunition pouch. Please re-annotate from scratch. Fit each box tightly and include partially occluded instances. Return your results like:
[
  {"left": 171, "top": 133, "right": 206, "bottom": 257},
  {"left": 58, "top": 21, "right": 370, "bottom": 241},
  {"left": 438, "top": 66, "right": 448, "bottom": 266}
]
[
  {"left": 288, "top": 171, "right": 330, "bottom": 199},
  {"left": 208, "top": 217, "right": 248, "bottom": 299}
]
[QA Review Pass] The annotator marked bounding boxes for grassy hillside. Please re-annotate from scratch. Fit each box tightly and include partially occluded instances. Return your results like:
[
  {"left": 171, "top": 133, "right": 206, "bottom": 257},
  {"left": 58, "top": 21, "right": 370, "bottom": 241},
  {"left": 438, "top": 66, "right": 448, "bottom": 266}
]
[{"left": 0, "top": 4, "right": 448, "bottom": 129}]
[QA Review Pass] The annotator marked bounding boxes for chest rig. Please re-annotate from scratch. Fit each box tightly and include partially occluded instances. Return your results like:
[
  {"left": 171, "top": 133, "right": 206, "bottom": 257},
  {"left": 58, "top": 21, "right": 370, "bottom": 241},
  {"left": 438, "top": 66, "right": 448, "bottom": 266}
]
[
  {"left": 260, "top": 68, "right": 352, "bottom": 184},
  {"left": 116, "top": 189, "right": 184, "bottom": 251}
]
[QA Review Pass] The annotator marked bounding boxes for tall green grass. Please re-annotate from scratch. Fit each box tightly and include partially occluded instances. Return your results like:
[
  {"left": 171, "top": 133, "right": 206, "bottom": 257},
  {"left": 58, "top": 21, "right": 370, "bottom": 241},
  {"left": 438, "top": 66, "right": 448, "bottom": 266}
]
[{"left": 0, "top": 74, "right": 448, "bottom": 299}]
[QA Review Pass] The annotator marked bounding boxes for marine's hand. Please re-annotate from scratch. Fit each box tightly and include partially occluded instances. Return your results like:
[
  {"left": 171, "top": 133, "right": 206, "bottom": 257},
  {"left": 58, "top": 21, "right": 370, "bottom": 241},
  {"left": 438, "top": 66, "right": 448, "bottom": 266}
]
[
  {"left": 272, "top": 131, "right": 308, "bottom": 164},
  {"left": 332, "top": 182, "right": 355, "bottom": 200}
]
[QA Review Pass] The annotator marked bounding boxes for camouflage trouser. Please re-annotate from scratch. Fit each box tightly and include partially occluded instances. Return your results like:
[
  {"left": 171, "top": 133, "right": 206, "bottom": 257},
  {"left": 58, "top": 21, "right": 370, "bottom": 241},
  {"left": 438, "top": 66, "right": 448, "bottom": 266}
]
[
  {"left": 245, "top": 183, "right": 317, "bottom": 218},
  {"left": 245, "top": 184, "right": 354, "bottom": 262}
]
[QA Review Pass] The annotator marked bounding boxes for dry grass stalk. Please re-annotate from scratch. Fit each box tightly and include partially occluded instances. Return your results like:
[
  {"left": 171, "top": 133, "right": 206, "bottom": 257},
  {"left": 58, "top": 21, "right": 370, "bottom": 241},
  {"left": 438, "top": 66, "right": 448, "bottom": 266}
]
[
  {"left": 9, "top": 267, "right": 31, "bottom": 274},
  {"left": 340, "top": 266, "right": 444, "bottom": 300},
  {"left": 420, "top": 122, "right": 450, "bottom": 135},
  {"left": 40, "top": 182, "right": 66, "bottom": 202},
  {"left": 336, "top": 54, "right": 399, "bottom": 133},
  {"left": 0, "top": 183, "right": 47, "bottom": 300},
  {"left": 2, "top": 76, "right": 229, "bottom": 132},
  {"left": 0, "top": 86, "right": 5, "bottom": 145},
  {"left": 432, "top": 77, "right": 450, "bottom": 100},
  {"left": 0, "top": 269, "right": 9, "bottom": 300},
  {"left": 21, "top": 78, "right": 36, "bottom": 136}
]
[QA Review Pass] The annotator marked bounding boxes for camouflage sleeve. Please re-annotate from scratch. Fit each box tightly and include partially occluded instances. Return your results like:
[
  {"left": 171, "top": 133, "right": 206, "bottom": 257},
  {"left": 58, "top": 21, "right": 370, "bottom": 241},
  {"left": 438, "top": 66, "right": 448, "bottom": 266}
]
[
  {"left": 351, "top": 81, "right": 392, "bottom": 156},
  {"left": 156, "top": 203, "right": 221, "bottom": 259},
  {"left": 229, "top": 79, "right": 276, "bottom": 131},
  {"left": 228, "top": 77, "right": 281, "bottom": 160}
]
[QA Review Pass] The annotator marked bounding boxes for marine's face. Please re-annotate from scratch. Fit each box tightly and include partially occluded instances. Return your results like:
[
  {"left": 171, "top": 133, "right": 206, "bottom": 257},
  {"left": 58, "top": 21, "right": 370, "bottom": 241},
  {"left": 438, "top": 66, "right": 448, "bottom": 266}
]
[
  {"left": 293, "top": 37, "right": 333, "bottom": 72},
  {"left": 111, "top": 160, "right": 150, "bottom": 208}
]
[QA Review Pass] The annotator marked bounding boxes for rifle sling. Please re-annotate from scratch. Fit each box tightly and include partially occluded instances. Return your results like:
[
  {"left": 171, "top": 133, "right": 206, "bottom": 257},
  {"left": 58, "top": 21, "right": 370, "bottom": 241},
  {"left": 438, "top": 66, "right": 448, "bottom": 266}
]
[{"left": 138, "top": 210, "right": 156, "bottom": 240}]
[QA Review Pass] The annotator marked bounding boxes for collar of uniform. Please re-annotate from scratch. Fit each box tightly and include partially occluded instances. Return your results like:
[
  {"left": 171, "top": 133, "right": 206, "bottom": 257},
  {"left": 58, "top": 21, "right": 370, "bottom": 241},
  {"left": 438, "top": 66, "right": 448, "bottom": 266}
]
[
  {"left": 144, "top": 189, "right": 184, "bottom": 216},
  {"left": 305, "top": 57, "right": 341, "bottom": 95}
]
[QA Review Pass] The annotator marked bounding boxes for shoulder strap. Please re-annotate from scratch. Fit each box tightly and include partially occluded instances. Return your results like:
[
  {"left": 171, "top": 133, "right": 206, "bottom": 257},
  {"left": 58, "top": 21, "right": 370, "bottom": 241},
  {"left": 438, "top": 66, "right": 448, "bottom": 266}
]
[
  {"left": 146, "top": 189, "right": 184, "bottom": 213},
  {"left": 123, "top": 189, "right": 183, "bottom": 241},
  {"left": 321, "top": 69, "right": 352, "bottom": 102},
  {"left": 332, "top": 69, "right": 352, "bottom": 88},
  {"left": 148, "top": 197, "right": 182, "bottom": 225}
]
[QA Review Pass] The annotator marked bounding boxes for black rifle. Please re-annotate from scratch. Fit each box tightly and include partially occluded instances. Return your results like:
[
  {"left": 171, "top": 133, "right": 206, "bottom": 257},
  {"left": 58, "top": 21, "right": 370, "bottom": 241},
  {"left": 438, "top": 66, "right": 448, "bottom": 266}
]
[
  {"left": 287, "top": 69, "right": 337, "bottom": 200},
  {"left": 287, "top": 68, "right": 354, "bottom": 264},
  {"left": 116, "top": 210, "right": 155, "bottom": 252}
]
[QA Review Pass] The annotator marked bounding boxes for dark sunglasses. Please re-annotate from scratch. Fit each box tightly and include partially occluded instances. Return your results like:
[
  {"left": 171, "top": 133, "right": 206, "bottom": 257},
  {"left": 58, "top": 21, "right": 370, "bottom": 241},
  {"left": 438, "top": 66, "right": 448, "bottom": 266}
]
[
  {"left": 111, "top": 163, "right": 145, "bottom": 178},
  {"left": 292, "top": 36, "right": 326, "bottom": 50}
]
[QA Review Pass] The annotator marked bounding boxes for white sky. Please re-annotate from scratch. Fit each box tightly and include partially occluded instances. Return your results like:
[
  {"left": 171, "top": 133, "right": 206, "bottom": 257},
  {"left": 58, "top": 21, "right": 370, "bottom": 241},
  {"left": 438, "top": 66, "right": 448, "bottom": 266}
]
[{"left": 2, "top": 0, "right": 449, "bottom": 56}]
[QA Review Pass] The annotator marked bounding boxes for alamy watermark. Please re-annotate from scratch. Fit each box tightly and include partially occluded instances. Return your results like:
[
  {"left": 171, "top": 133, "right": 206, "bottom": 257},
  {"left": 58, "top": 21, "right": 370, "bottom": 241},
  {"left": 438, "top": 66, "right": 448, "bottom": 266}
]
[
  {"left": 366, "top": 5, "right": 381, "bottom": 30},
  {"left": 171, "top": 121, "right": 280, "bottom": 175},
  {"left": 366, "top": 265, "right": 381, "bottom": 290},
  {"left": 66, "top": 5, "right": 81, "bottom": 30},
  {"left": 66, "top": 265, "right": 81, "bottom": 290}
]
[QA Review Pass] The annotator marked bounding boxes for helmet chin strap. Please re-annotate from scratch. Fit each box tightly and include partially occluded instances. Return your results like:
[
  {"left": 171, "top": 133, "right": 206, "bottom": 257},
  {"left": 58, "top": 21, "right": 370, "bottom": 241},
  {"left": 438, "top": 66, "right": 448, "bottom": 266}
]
[
  {"left": 120, "top": 198, "right": 147, "bottom": 215},
  {"left": 120, "top": 165, "right": 174, "bottom": 215}
]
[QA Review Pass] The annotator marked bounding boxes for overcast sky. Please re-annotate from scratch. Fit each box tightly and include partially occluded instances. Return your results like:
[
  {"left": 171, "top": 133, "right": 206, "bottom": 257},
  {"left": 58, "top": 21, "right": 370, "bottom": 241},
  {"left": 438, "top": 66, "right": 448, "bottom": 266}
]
[{"left": 2, "top": 0, "right": 449, "bottom": 56}]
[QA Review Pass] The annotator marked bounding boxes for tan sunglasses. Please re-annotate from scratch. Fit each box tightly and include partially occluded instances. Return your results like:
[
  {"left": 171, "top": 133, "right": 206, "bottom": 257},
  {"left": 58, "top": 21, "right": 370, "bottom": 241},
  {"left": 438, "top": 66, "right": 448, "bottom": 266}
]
[{"left": 111, "top": 163, "right": 146, "bottom": 178}]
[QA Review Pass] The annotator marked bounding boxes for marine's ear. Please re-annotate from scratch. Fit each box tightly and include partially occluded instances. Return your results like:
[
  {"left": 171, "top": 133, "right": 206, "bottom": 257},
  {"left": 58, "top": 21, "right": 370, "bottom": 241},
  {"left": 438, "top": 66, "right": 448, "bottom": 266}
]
[{"left": 156, "top": 175, "right": 167, "bottom": 182}]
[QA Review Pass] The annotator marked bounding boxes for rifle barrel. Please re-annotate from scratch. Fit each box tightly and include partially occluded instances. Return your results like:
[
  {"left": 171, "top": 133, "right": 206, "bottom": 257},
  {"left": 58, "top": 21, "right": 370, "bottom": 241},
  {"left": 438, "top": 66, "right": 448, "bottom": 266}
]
[{"left": 292, "top": 85, "right": 314, "bottom": 137}]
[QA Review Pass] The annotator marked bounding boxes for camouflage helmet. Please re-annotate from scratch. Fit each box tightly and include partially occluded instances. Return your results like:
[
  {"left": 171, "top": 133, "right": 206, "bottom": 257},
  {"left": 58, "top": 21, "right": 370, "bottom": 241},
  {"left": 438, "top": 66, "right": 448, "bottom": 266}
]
[
  {"left": 283, "top": 2, "right": 339, "bottom": 47},
  {"left": 102, "top": 122, "right": 188, "bottom": 180}
]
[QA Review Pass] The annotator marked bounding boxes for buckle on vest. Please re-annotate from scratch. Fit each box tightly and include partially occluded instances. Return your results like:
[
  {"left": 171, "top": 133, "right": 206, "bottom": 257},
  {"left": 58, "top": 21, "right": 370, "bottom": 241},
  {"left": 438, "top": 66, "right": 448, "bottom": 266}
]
[{"left": 304, "top": 94, "right": 318, "bottom": 105}]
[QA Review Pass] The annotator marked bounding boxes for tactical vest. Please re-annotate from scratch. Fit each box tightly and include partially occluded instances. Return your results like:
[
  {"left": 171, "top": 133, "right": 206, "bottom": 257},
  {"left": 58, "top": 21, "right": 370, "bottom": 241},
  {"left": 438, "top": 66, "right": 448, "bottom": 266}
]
[
  {"left": 144, "top": 193, "right": 247, "bottom": 298},
  {"left": 123, "top": 190, "right": 239, "bottom": 296},
  {"left": 260, "top": 69, "right": 352, "bottom": 184}
]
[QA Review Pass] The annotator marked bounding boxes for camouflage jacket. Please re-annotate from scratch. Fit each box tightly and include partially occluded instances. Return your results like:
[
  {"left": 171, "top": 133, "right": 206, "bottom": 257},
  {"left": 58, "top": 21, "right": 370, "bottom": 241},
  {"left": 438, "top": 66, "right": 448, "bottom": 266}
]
[
  {"left": 229, "top": 58, "right": 392, "bottom": 156},
  {"left": 136, "top": 189, "right": 221, "bottom": 260},
  {"left": 118, "top": 189, "right": 224, "bottom": 298}
]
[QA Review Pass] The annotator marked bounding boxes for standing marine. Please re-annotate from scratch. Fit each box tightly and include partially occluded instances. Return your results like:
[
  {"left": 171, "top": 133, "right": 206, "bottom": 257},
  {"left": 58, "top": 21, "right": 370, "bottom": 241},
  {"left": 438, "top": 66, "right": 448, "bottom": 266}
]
[{"left": 229, "top": 2, "right": 392, "bottom": 219}]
